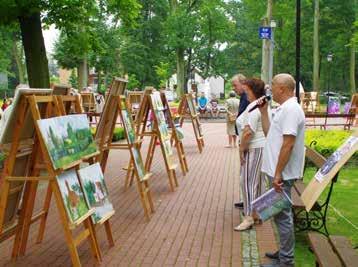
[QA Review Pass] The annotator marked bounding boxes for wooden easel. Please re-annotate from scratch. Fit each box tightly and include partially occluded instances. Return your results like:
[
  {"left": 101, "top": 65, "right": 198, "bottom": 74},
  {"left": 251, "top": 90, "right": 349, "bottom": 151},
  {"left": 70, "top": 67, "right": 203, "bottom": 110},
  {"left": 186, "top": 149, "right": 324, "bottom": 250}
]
[
  {"left": 178, "top": 93, "right": 204, "bottom": 153},
  {"left": 160, "top": 91, "right": 188, "bottom": 175},
  {"left": 95, "top": 78, "right": 127, "bottom": 171},
  {"left": 115, "top": 95, "right": 154, "bottom": 220},
  {"left": 135, "top": 88, "right": 178, "bottom": 192},
  {"left": 0, "top": 94, "right": 101, "bottom": 266},
  {"left": 35, "top": 94, "right": 115, "bottom": 247}
]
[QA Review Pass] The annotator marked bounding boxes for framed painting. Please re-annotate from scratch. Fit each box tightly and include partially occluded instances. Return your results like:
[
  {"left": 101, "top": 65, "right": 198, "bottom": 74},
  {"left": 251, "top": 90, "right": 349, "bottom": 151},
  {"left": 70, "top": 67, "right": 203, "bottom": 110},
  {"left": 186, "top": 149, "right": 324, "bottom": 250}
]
[
  {"left": 57, "top": 169, "right": 90, "bottom": 224},
  {"left": 37, "top": 114, "right": 98, "bottom": 169},
  {"left": 78, "top": 163, "right": 114, "bottom": 223}
]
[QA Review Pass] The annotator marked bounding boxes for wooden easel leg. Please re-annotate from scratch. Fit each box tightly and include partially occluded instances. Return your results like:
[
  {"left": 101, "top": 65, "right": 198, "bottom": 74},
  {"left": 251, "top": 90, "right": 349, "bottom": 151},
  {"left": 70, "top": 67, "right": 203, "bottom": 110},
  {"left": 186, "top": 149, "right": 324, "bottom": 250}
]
[
  {"left": 18, "top": 180, "right": 39, "bottom": 256},
  {"left": 176, "top": 142, "right": 187, "bottom": 175},
  {"left": 144, "top": 135, "right": 156, "bottom": 172},
  {"left": 84, "top": 218, "right": 102, "bottom": 262},
  {"left": 145, "top": 181, "right": 155, "bottom": 213},
  {"left": 172, "top": 170, "right": 179, "bottom": 187},
  {"left": 36, "top": 183, "right": 53, "bottom": 243},
  {"left": 104, "top": 220, "right": 115, "bottom": 247},
  {"left": 168, "top": 170, "right": 175, "bottom": 192},
  {"left": 181, "top": 143, "right": 189, "bottom": 173},
  {"left": 136, "top": 180, "right": 150, "bottom": 221},
  {"left": 124, "top": 159, "right": 133, "bottom": 189}
]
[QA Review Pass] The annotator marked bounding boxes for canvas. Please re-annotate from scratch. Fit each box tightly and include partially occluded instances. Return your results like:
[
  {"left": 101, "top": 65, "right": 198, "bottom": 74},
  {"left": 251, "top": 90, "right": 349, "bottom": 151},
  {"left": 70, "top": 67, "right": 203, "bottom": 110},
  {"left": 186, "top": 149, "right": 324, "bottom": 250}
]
[
  {"left": 131, "top": 147, "right": 146, "bottom": 180},
  {"left": 57, "top": 169, "right": 89, "bottom": 224},
  {"left": 187, "top": 96, "right": 197, "bottom": 117},
  {"left": 151, "top": 92, "right": 164, "bottom": 111},
  {"left": 78, "top": 163, "right": 114, "bottom": 223},
  {"left": 37, "top": 114, "right": 98, "bottom": 169},
  {"left": 121, "top": 109, "right": 136, "bottom": 144}
]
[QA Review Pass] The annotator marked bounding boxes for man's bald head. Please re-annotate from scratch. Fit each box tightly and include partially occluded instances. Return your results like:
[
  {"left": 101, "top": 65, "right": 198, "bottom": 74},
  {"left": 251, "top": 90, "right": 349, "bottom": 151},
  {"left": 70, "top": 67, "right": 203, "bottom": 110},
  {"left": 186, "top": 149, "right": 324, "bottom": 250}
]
[
  {"left": 271, "top": 73, "right": 296, "bottom": 104},
  {"left": 272, "top": 73, "right": 296, "bottom": 92}
]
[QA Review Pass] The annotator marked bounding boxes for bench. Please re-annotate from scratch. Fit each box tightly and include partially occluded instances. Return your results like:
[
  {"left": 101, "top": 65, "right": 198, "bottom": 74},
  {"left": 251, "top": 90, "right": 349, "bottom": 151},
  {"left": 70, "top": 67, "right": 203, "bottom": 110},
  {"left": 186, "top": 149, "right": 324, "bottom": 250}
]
[
  {"left": 291, "top": 145, "right": 338, "bottom": 236},
  {"left": 305, "top": 113, "right": 355, "bottom": 130},
  {"left": 308, "top": 232, "right": 358, "bottom": 267}
]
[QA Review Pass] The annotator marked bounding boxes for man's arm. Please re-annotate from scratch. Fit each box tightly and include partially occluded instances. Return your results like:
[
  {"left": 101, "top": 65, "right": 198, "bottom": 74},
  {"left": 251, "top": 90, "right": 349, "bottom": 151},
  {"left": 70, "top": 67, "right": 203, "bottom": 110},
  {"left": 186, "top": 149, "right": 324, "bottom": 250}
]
[{"left": 273, "top": 135, "right": 296, "bottom": 192}]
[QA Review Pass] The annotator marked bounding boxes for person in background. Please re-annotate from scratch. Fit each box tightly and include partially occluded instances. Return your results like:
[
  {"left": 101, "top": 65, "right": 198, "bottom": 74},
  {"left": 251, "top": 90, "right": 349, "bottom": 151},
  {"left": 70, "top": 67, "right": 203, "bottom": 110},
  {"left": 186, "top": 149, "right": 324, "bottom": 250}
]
[
  {"left": 1, "top": 99, "right": 8, "bottom": 111},
  {"left": 197, "top": 92, "right": 209, "bottom": 115},
  {"left": 234, "top": 78, "right": 267, "bottom": 231},
  {"left": 225, "top": 91, "right": 240, "bottom": 147},
  {"left": 259, "top": 74, "right": 305, "bottom": 267},
  {"left": 231, "top": 73, "right": 250, "bottom": 209},
  {"left": 209, "top": 95, "right": 220, "bottom": 118}
]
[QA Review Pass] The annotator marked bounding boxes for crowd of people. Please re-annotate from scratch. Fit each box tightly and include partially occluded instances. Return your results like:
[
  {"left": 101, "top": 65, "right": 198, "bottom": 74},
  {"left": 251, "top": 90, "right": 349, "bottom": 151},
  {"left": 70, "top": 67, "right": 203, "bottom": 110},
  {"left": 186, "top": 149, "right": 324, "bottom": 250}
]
[{"left": 227, "top": 73, "right": 305, "bottom": 267}]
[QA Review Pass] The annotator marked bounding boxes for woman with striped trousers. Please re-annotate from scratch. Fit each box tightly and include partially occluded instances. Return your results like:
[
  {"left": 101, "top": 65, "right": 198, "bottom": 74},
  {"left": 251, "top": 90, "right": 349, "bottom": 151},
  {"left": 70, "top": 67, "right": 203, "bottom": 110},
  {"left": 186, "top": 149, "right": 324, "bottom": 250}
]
[{"left": 234, "top": 78, "right": 267, "bottom": 231}]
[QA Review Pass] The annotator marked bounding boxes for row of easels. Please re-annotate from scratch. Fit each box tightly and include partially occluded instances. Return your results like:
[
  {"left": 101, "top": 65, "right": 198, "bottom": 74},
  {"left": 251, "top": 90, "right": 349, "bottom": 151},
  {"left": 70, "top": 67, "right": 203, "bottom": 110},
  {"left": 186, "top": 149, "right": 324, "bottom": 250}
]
[{"left": 0, "top": 91, "right": 112, "bottom": 266}]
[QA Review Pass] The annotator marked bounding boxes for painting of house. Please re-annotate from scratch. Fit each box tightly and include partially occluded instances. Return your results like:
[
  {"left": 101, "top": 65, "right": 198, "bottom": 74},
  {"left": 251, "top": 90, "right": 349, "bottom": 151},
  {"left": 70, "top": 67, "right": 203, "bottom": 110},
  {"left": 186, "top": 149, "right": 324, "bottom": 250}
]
[
  {"left": 57, "top": 169, "right": 89, "bottom": 224},
  {"left": 78, "top": 163, "right": 114, "bottom": 223},
  {"left": 37, "top": 114, "right": 98, "bottom": 169}
]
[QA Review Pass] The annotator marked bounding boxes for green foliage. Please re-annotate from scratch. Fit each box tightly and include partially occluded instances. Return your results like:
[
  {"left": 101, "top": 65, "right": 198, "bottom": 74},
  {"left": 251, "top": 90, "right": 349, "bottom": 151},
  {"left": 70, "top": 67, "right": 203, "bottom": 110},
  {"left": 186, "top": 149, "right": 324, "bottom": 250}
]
[
  {"left": 69, "top": 70, "right": 77, "bottom": 88},
  {"left": 155, "top": 62, "right": 172, "bottom": 88},
  {"left": 304, "top": 129, "right": 357, "bottom": 160},
  {"left": 91, "top": 127, "right": 125, "bottom": 142},
  {"left": 127, "top": 74, "right": 141, "bottom": 90}
]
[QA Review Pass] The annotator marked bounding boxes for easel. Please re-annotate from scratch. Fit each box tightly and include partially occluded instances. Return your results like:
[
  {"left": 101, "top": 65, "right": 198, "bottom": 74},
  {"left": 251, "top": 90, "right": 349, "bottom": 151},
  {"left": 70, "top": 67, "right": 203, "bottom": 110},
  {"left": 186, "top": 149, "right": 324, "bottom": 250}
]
[
  {"left": 160, "top": 91, "right": 188, "bottom": 175},
  {"left": 40, "top": 94, "right": 115, "bottom": 247},
  {"left": 0, "top": 94, "right": 101, "bottom": 266},
  {"left": 135, "top": 88, "right": 178, "bottom": 192},
  {"left": 116, "top": 95, "right": 154, "bottom": 220},
  {"left": 178, "top": 93, "right": 204, "bottom": 153},
  {"left": 95, "top": 77, "right": 127, "bottom": 172}
]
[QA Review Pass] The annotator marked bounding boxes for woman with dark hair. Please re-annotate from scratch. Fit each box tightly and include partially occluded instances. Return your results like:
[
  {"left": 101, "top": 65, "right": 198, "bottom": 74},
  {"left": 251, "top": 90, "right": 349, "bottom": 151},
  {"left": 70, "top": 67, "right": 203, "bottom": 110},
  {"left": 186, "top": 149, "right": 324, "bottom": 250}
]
[{"left": 234, "top": 78, "right": 268, "bottom": 231}]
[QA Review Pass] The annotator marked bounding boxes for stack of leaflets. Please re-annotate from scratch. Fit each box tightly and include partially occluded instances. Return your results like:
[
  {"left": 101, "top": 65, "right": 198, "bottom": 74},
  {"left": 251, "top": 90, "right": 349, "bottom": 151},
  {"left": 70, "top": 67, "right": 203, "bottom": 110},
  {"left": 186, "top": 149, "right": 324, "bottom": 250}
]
[{"left": 252, "top": 188, "right": 292, "bottom": 221}]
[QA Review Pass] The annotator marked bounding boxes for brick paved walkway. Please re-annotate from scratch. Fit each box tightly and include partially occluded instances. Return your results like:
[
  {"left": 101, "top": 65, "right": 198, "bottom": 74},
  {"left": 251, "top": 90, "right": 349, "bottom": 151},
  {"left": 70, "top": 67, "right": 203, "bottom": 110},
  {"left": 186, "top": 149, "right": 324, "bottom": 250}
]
[{"left": 0, "top": 123, "right": 278, "bottom": 266}]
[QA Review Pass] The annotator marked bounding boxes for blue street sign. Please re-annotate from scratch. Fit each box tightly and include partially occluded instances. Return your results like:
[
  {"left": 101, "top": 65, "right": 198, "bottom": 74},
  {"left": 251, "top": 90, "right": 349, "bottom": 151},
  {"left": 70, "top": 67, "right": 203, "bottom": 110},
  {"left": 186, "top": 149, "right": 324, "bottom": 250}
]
[{"left": 259, "top": 27, "right": 272, "bottom": 39}]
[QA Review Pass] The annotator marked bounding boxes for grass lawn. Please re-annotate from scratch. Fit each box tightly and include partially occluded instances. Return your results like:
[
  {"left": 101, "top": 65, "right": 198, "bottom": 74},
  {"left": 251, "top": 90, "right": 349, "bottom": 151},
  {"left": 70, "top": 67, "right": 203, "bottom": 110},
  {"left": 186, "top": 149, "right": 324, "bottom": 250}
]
[{"left": 295, "top": 166, "right": 358, "bottom": 266}]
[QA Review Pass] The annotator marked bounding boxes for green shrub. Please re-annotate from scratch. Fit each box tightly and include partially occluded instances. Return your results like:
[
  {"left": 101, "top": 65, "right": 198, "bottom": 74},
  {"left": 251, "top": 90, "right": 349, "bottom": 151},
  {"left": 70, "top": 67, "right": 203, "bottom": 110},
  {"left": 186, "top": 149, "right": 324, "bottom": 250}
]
[
  {"left": 91, "top": 127, "right": 125, "bottom": 142},
  {"left": 305, "top": 129, "right": 357, "bottom": 161}
]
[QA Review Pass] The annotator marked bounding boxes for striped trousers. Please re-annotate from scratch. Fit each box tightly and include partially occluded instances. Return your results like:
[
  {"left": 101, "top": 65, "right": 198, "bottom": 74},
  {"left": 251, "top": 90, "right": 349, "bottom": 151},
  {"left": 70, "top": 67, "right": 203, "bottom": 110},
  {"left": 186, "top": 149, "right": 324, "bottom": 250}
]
[{"left": 241, "top": 147, "right": 266, "bottom": 216}]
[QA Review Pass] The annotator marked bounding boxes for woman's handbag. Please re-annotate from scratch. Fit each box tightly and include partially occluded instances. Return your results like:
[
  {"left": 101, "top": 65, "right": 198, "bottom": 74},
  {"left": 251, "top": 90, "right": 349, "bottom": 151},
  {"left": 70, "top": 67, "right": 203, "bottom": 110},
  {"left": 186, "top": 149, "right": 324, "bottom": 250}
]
[{"left": 228, "top": 113, "right": 236, "bottom": 122}]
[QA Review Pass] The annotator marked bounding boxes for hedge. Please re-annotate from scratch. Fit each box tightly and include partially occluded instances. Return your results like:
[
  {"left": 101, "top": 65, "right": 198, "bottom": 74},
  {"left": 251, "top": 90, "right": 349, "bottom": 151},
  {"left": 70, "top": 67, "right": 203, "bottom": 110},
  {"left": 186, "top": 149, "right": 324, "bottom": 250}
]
[
  {"left": 305, "top": 129, "right": 357, "bottom": 161},
  {"left": 90, "top": 127, "right": 125, "bottom": 142}
]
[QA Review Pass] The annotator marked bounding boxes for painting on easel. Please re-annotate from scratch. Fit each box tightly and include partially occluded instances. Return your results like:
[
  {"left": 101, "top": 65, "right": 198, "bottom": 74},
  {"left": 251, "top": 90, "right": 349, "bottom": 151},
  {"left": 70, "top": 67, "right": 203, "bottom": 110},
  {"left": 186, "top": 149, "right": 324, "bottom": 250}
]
[
  {"left": 120, "top": 108, "right": 136, "bottom": 144},
  {"left": 131, "top": 147, "right": 146, "bottom": 180},
  {"left": 57, "top": 169, "right": 90, "bottom": 224},
  {"left": 187, "top": 96, "right": 197, "bottom": 117},
  {"left": 37, "top": 114, "right": 97, "bottom": 169},
  {"left": 78, "top": 163, "right": 114, "bottom": 223}
]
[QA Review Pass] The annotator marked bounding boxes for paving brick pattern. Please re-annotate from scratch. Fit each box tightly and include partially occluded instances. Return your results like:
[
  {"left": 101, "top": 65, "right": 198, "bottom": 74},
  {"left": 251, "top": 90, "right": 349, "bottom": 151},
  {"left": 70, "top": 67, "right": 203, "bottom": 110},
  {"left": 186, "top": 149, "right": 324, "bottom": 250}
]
[{"left": 0, "top": 123, "right": 277, "bottom": 266}]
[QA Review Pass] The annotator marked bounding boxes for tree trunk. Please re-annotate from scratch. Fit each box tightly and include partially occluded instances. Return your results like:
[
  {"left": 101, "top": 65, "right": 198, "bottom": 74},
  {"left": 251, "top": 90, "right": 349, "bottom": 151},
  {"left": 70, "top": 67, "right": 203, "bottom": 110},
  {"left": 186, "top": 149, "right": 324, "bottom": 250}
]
[
  {"left": 350, "top": 41, "right": 356, "bottom": 94},
  {"left": 77, "top": 57, "right": 88, "bottom": 91},
  {"left": 12, "top": 40, "right": 25, "bottom": 84},
  {"left": 313, "top": 0, "right": 320, "bottom": 93},
  {"left": 261, "top": 0, "right": 272, "bottom": 84},
  {"left": 19, "top": 12, "right": 50, "bottom": 88},
  {"left": 176, "top": 47, "right": 185, "bottom": 97}
]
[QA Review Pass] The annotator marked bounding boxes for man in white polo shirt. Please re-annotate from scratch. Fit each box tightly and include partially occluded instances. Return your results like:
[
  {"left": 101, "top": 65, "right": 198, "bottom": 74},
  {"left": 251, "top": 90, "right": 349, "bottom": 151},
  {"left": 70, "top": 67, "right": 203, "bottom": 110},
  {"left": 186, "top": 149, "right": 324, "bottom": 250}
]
[{"left": 259, "top": 74, "right": 305, "bottom": 267}]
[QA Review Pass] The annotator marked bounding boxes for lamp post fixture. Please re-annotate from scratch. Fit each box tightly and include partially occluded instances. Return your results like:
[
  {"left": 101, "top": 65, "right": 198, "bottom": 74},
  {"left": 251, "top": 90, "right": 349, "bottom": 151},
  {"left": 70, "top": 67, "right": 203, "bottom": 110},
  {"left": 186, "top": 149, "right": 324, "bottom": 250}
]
[{"left": 326, "top": 52, "right": 333, "bottom": 113}]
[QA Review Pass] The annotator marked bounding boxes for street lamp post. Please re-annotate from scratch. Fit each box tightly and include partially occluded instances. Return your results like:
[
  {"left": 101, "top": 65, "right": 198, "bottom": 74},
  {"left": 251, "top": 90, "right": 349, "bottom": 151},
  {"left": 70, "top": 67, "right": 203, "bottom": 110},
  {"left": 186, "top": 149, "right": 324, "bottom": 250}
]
[{"left": 326, "top": 52, "right": 333, "bottom": 113}]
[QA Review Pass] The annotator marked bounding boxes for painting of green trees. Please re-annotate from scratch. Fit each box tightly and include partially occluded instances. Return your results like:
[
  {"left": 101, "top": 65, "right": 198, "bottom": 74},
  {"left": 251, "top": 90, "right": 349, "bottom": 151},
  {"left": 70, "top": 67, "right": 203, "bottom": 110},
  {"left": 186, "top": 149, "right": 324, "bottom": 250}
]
[{"left": 37, "top": 114, "right": 98, "bottom": 169}]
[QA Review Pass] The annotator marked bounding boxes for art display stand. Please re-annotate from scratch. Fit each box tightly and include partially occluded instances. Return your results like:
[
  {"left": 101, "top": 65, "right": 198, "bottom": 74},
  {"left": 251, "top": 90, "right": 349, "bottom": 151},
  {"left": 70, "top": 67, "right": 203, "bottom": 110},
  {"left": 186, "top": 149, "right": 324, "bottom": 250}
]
[
  {"left": 135, "top": 88, "right": 178, "bottom": 192},
  {"left": 37, "top": 94, "right": 115, "bottom": 247},
  {"left": 94, "top": 78, "right": 154, "bottom": 220},
  {"left": 160, "top": 91, "right": 188, "bottom": 175},
  {"left": 0, "top": 94, "right": 102, "bottom": 266},
  {"left": 178, "top": 93, "right": 204, "bottom": 153}
]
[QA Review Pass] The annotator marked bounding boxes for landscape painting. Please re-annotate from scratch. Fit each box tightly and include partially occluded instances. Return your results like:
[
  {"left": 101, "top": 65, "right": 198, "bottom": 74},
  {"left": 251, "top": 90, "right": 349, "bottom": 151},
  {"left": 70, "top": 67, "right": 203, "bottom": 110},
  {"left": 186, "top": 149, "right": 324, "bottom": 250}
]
[
  {"left": 131, "top": 147, "right": 146, "bottom": 181},
  {"left": 37, "top": 114, "right": 98, "bottom": 169},
  {"left": 121, "top": 109, "right": 136, "bottom": 144},
  {"left": 78, "top": 163, "right": 114, "bottom": 223},
  {"left": 57, "top": 169, "right": 89, "bottom": 224}
]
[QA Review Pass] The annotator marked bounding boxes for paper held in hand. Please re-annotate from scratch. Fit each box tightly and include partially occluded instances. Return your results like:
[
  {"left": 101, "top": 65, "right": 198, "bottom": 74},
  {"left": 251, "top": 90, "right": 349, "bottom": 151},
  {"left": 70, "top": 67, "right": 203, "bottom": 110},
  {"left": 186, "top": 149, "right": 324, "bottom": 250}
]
[
  {"left": 314, "top": 136, "right": 358, "bottom": 182},
  {"left": 252, "top": 188, "right": 292, "bottom": 221}
]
